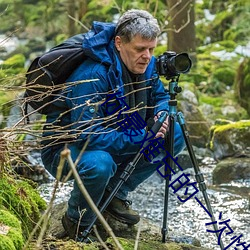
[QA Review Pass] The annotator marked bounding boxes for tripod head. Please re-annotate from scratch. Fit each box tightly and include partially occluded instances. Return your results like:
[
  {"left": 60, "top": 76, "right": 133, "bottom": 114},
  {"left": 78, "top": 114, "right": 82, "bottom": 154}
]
[{"left": 168, "top": 76, "right": 182, "bottom": 100}]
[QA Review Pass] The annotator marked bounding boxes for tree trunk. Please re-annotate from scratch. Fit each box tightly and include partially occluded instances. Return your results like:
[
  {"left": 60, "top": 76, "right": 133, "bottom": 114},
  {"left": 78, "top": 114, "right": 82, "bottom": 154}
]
[
  {"left": 78, "top": 0, "right": 88, "bottom": 20},
  {"left": 67, "top": 0, "right": 76, "bottom": 36},
  {"left": 167, "top": 0, "right": 196, "bottom": 63}
]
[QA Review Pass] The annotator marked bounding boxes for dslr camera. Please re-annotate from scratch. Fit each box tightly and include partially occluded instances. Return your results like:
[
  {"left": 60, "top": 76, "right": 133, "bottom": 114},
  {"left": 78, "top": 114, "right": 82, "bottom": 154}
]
[{"left": 156, "top": 51, "right": 192, "bottom": 79}]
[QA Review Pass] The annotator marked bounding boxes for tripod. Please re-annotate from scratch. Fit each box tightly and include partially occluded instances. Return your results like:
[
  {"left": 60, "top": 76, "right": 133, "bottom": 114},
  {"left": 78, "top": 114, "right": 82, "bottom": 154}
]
[
  {"left": 82, "top": 76, "right": 224, "bottom": 250},
  {"left": 162, "top": 76, "right": 224, "bottom": 249}
]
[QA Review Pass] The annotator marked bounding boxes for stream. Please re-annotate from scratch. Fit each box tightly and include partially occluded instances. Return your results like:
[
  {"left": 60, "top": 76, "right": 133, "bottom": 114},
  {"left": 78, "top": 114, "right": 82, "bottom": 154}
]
[{"left": 38, "top": 154, "right": 250, "bottom": 250}]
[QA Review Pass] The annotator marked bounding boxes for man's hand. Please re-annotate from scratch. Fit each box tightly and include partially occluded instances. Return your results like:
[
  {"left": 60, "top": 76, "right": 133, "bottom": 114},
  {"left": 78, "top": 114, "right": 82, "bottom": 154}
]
[{"left": 154, "top": 111, "right": 169, "bottom": 138}]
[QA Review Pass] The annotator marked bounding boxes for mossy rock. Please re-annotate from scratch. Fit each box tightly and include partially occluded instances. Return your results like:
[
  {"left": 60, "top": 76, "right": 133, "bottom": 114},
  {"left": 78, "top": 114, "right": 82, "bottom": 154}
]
[
  {"left": 0, "top": 209, "right": 24, "bottom": 250},
  {"left": 0, "top": 174, "right": 47, "bottom": 239},
  {"left": 106, "top": 237, "right": 210, "bottom": 250},
  {"left": 213, "top": 157, "right": 250, "bottom": 184},
  {"left": 209, "top": 120, "right": 250, "bottom": 160},
  {"left": 213, "top": 67, "right": 235, "bottom": 86}
]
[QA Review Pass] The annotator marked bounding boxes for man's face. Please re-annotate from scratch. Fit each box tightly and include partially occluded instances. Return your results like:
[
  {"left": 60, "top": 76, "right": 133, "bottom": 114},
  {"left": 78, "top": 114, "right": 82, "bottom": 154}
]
[{"left": 115, "top": 35, "right": 157, "bottom": 74}]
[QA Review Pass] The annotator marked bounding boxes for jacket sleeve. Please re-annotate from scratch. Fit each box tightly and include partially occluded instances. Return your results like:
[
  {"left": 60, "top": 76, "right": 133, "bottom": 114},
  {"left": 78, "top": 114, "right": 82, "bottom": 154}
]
[{"left": 65, "top": 61, "right": 146, "bottom": 156}]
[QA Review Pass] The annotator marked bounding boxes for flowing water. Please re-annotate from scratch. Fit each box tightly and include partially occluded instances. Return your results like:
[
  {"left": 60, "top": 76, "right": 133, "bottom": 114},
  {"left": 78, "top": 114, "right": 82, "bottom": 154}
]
[{"left": 38, "top": 156, "right": 250, "bottom": 250}]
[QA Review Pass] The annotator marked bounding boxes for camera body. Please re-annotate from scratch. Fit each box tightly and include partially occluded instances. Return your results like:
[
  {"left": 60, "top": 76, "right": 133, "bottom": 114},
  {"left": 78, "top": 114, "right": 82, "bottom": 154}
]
[{"left": 156, "top": 51, "right": 192, "bottom": 79}]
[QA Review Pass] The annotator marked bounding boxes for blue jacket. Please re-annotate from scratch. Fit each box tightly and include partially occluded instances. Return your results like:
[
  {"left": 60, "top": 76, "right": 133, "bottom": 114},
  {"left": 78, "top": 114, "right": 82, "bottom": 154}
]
[{"left": 44, "top": 21, "right": 170, "bottom": 156}]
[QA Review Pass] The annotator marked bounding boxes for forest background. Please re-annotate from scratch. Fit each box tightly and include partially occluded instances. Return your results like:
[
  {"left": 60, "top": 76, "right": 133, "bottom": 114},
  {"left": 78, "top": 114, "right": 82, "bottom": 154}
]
[{"left": 0, "top": 0, "right": 250, "bottom": 124}]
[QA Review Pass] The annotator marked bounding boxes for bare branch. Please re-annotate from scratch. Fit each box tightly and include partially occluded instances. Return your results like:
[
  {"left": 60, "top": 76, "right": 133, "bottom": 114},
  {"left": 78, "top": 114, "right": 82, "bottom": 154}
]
[{"left": 63, "top": 148, "right": 124, "bottom": 250}]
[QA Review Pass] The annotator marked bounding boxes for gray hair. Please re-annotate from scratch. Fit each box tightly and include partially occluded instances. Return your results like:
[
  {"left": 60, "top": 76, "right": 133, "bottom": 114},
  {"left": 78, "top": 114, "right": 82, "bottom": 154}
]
[{"left": 115, "top": 9, "right": 160, "bottom": 43}]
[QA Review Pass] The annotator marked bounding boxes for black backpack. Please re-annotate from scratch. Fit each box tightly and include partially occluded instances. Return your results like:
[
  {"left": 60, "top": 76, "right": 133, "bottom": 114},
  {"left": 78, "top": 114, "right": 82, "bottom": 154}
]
[{"left": 24, "top": 34, "right": 87, "bottom": 115}]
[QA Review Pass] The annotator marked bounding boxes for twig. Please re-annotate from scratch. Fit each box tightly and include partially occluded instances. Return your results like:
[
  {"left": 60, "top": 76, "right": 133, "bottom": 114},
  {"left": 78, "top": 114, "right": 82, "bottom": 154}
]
[
  {"left": 61, "top": 148, "right": 124, "bottom": 250},
  {"left": 134, "top": 218, "right": 142, "bottom": 250},
  {"left": 93, "top": 225, "right": 110, "bottom": 250},
  {"left": 68, "top": 14, "right": 89, "bottom": 31}
]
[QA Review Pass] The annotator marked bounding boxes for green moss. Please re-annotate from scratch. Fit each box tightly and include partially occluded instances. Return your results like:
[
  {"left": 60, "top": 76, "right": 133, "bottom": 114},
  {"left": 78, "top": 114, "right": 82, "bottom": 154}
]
[
  {"left": 0, "top": 175, "right": 47, "bottom": 239},
  {"left": 1, "top": 54, "right": 25, "bottom": 69},
  {"left": 116, "top": 238, "right": 135, "bottom": 250},
  {"left": 199, "top": 95, "right": 224, "bottom": 107},
  {"left": 166, "top": 242, "right": 183, "bottom": 250},
  {"left": 0, "top": 209, "right": 24, "bottom": 249},
  {"left": 213, "top": 120, "right": 250, "bottom": 133},
  {"left": 84, "top": 243, "right": 100, "bottom": 250},
  {"left": 0, "top": 235, "right": 16, "bottom": 250},
  {"left": 7, "top": 228, "right": 24, "bottom": 249},
  {"left": 213, "top": 67, "right": 235, "bottom": 86},
  {"left": 217, "top": 40, "right": 237, "bottom": 51},
  {"left": 0, "top": 209, "right": 21, "bottom": 229},
  {"left": 0, "top": 54, "right": 26, "bottom": 86}
]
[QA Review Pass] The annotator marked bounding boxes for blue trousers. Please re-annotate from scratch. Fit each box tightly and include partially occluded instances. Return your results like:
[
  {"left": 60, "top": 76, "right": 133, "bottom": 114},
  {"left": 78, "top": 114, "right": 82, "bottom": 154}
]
[{"left": 41, "top": 123, "right": 185, "bottom": 226}]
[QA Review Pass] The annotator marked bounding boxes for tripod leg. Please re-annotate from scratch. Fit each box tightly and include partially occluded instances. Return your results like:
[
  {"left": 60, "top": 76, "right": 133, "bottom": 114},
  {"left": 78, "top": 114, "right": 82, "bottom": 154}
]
[
  {"left": 162, "top": 168, "right": 170, "bottom": 243},
  {"left": 162, "top": 114, "right": 175, "bottom": 243},
  {"left": 177, "top": 112, "right": 224, "bottom": 250}
]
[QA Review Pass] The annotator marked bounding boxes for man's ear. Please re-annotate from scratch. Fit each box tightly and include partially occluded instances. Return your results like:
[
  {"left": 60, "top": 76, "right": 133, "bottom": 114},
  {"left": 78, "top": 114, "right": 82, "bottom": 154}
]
[{"left": 115, "top": 36, "right": 122, "bottom": 51}]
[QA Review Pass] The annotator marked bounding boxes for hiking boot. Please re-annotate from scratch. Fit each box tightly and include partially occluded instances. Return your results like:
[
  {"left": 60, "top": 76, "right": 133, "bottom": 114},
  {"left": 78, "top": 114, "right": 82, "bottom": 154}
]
[
  {"left": 105, "top": 196, "right": 140, "bottom": 225},
  {"left": 61, "top": 213, "right": 97, "bottom": 243}
]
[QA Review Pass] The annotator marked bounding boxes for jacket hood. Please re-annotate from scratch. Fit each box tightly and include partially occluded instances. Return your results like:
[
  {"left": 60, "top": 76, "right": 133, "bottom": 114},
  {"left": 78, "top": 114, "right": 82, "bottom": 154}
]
[{"left": 82, "top": 21, "right": 116, "bottom": 65}]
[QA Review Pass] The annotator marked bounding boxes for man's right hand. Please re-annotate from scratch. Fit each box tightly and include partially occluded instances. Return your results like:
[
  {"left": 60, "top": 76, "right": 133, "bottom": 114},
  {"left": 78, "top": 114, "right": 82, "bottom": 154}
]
[{"left": 154, "top": 112, "right": 169, "bottom": 138}]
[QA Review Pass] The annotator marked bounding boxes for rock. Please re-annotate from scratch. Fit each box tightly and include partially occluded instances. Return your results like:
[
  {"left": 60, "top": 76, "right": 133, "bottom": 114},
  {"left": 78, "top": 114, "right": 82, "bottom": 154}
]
[
  {"left": 181, "top": 89, "right": 198, "bottom": 105},
  {"left": 43, "top": 201, "right": 212, "bottom": 250},
  {"left": 12, "top": 150, "right": 51, "bottom": 183},
  {"left": 177, "top": 147, "right": 213, "bottom": 170},
  {"left": 179, "top": 100, "right": 211, "bottom": 148},
  {"left": 209, "top": 120, "right": 250, "bottom": 160},
  {"left": 213, "top": 157, "right": 250, "bottom": 184},
  {"left": 199, "top": 103, "right": 213, "bottom": 118},
  {"left": 221, "top": 105, "right": 237, "bottom": 116}
]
